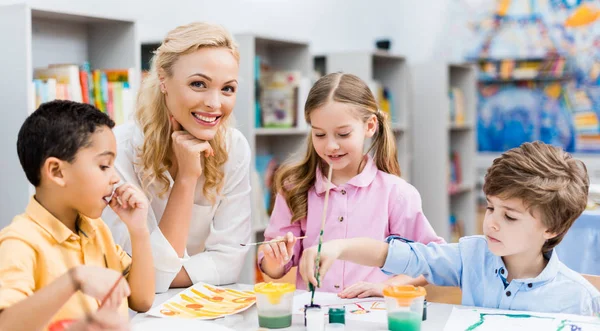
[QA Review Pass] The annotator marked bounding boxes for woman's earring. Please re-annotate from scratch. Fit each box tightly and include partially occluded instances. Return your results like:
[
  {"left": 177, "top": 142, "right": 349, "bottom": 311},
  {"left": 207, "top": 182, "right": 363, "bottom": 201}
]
[{"left": 160, "top": 83, "right": 167, "bottom": 94}]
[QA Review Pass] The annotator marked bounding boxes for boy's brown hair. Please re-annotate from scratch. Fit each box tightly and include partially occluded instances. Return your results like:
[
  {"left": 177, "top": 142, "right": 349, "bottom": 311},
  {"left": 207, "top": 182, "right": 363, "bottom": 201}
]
[{"left": 483, "top": 141, "right": 589, "bottom": 253}]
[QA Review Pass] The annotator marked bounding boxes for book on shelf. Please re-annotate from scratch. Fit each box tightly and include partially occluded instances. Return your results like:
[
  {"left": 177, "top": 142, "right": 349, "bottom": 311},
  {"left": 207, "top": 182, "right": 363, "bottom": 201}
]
[
  {"left": 477, "top": 56, "right": 572, "bottom": 81},
  {"left": 448, "top": 87, "right": 465, "bottom": 125},
  {"left": 254, "top": 56, "right": 262, "bottom": 128},
  {"left": 577, "top": 134, "right": 600, "bottom": 153},
  {"left": 574, "top": 111, "right": 599, "bottom": 134},
  {"left": 34, "top": 64, "right": 83, "bottom": 103},
  {"left": 448, "top": 151, "right": 463, "bottom": 194},
  {"left": 259, "top": 70, "right": 300, "bottom": 128},
  {"left": 367, "top": 80, "right": 395, "bottom": 122},
  {"left": 256, "top": 60, "right": 311, "bottom": 130},
  {"left": 31, "top": 62, "right": 134, "bottom": 125},
  {"left": 449, "top": 214, "right": 464, "bottom": 243},
  {"left": 255, "top": 155, "right": 278, "bottom": 216},
  {"left": 499, "top": 59, "right": 515, "bottom": 80}
]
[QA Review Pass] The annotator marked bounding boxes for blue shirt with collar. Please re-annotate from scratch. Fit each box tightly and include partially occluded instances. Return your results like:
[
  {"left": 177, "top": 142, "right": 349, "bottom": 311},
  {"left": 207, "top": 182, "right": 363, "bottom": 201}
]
[{"left": 382, "top": 235, "right": 600, "bottom": 315}]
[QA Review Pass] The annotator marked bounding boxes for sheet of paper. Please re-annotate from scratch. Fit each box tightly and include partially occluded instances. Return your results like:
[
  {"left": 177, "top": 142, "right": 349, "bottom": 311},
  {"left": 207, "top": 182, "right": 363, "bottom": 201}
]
[
  {"left": 443, "top": 307, "right": 600, "bottom": 331},
  {"left": 293, "top": 291, "right": 387, "bottom": 323},
  {"left": 147, "top": 282, "right": 256, "bottom": 320}
]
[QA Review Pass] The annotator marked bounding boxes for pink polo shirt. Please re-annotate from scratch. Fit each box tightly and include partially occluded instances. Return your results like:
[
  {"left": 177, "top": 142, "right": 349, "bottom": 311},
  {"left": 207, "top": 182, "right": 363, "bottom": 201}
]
[{"left": 261, "top": 156, "right": 445, "bottom": 293}]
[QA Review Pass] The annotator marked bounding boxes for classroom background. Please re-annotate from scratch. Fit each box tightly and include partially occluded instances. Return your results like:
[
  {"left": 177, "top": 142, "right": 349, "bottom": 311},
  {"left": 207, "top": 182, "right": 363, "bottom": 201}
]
[{"left": 0, "top": 0, "right": 599, "bottom": 288}]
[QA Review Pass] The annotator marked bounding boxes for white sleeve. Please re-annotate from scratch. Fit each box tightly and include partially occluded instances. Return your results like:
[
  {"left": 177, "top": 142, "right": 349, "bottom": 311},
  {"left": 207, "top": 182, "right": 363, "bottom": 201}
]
[
  {"left": 102, "top": 125, "right": 189, "bottom": 293},
  {"left": 182, "top": 131, "right": 252, "bottom": 285}
]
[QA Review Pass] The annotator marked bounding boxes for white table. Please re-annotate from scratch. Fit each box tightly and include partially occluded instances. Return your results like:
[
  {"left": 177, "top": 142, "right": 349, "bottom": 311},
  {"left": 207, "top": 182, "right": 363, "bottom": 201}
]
[{"left": 132, "top": 284, "right": 455, "bottom": 330}]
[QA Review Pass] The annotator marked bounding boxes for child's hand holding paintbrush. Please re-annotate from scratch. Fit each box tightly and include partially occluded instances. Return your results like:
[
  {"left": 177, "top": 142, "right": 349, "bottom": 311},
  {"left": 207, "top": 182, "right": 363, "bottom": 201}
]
[
  {"left": 259, "top": 232, "right": 304, "bottom": 267},
  {"left": 299, "top": 240, "right": 343, "bottom": 289},
  {"left": 56, "top": 266, "right": 131, "bottom": 313}
]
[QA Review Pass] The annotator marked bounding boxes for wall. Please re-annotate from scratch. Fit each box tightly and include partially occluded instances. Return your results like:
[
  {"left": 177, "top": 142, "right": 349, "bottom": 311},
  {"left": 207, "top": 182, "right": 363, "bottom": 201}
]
[{"left": 0, "top": 0, "right": 454, "bottom": 63}]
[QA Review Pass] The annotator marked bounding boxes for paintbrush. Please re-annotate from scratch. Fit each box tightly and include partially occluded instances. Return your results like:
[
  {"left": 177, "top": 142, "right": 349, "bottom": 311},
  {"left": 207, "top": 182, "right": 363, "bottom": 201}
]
[
  {"left": 310, "top": 164, "right": 333, "bottom": 306},
  {"left": 98, "top": 262, "right": 132, "bottom": 309},
  {"left": 240, "top": 236, "right": 307, "bottom": 247}
]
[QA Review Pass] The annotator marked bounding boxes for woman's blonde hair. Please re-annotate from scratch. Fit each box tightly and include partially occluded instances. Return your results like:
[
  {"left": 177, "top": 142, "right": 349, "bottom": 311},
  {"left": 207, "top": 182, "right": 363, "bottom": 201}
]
[
  {"left": 135, "top": 22, "right": 239, "bottom": 203},
  {"left": 275, "top": 72, "right": 400, "bottom": 222}
]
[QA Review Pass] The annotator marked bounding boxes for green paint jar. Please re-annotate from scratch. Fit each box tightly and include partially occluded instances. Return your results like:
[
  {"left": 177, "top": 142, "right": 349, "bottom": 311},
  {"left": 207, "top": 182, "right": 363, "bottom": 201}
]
[
  {"left": 254, "top": 282, "right": 296, "bottom": 329},
  {"left": 328, "top": 307, "right": 346, "bottom": 324},
  {"left": 383, "top": 285, "right": 427, "bottom": 331}
]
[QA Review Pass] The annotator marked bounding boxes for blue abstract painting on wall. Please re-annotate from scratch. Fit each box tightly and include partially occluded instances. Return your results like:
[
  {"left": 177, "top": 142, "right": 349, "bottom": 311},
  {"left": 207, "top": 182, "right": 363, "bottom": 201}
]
[
  {"left": 468, "top": 0, "right": 600, "bottom": 153},
  {"left": 477, "top": 84, "right": 576, "bottom": 152}
]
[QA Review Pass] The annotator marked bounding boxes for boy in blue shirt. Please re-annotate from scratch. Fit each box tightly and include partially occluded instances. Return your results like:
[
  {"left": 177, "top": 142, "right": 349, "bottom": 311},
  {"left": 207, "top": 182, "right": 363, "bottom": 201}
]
[{"left": 299, "top": 141, "right": 600, "bottom": 315}]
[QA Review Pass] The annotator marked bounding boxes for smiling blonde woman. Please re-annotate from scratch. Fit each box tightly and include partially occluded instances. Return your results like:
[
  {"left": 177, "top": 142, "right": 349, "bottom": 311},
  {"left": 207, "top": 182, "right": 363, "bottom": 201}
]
[{"left": 102, "top": 22, "right": 251, "bottom": 293}]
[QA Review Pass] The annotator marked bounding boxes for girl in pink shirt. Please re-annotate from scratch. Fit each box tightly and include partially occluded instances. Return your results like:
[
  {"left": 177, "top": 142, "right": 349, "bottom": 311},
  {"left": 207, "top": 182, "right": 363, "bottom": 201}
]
[{"left": 259, "top": 72, "right": 444, "bottom": 298}]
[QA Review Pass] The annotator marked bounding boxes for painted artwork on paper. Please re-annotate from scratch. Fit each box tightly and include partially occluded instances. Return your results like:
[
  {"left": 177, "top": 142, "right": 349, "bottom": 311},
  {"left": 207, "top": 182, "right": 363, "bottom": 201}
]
[
  {"left": 147, "top": 283, "right": 256, "bottom": 320},
  {"left": 444, "top": 307, "right": 600, "bottom": 331}
]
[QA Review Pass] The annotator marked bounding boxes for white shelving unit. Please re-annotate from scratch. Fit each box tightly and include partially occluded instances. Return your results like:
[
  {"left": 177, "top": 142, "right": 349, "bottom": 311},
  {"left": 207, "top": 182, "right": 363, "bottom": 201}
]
[
  {"left": 0, "top": 4, "right": 139, "bottom": 229},
  {"left": 412, "top": 63, "right": 478, "bottom": 241},
  {"left": 234, "top": 34, "right": 312, "bottom": 283},
  {"left": 313, "top": 51, "right": 412, "bottom": 180}
]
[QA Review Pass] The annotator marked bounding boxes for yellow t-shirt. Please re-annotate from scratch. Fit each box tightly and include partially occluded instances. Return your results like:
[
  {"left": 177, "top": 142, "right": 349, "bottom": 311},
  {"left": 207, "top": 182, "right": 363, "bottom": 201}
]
[{"left": 0, "top": 197, "right": 131, "bottom": 328}]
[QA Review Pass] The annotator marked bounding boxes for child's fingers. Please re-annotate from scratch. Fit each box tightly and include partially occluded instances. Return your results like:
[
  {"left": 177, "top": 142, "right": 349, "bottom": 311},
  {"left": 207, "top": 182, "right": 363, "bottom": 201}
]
[
  {"left": 127, "top": 194, "right": 145, "bottom": 210},
  {"left": 306, "top": 255, "right": 318, "bottom": 287},
  {"left": 107, "top": 280, "right": 129, "bottom": 309},
  {"left": 262, "top": 244, "right": 276, "bottom": 261},
  {"left": 134, "top": 199, "right": 147, "bottom": 210},
  {"left": 123, "top": 279, "right": 131, "bottom": 297},
  {"left": 338, "top": 283, "right": 358, "bottom": 298},
  {"left": 357, "top": 289, "right": 373, "bottom": 298},
  {"left": 268, "top": 242, "right": 281, "bottom": 263},
  {"left": 277, "top": 241, "right": 289, "bottom": 262},
  {"left": 111, "top": 296, "right": 122, "bottom": 310},
  {"left": 113, "top": 183, "right": 132, "bottom": 197},
  {"left": 103, "top": 291, "right": 120, "bottom": 310},
  {"left": 120, "top": 277, "right": 131, "bottom": 296},
  {"left": 102, "top": 296, "right": 116, "bottom": 310},
  {"left": 109, "top": 196, "right": 121, "bottom": 211},
  {"left": 285, "top": 232, "right": 295, "bottom": 243},
  {"left": 298, "top": 256, "right": 310, "bottom": 288},
  {"left": 123, "top": 186, "right": 141, "bottom": 209},
  {"left": 317, "top": 258, "right": 334, "bottom": 286},
  {"left": 129, "top": 189, "right": 148, "bottom": 209},
  {"left": 339, "top": 282, "right": 366, "bottom": 298},
  {"left": 111, "top": 185, "right": 127, "bottom": 208},
  {"left": 120, "top": 188, "right": 137, "bottom": 209},
  {"left": 128, "top": 196, "right": 139, "bottom": 209},
  {"left": 299, "top": 248, "right": 319, "bottom": 287},
  {"left": 285, "top": 232, "right": 296, "bottom": 254}
]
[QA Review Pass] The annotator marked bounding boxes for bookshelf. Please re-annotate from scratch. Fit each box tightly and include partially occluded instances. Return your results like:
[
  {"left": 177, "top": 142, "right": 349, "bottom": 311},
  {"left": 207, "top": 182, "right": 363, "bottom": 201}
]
[
  {"left": 234, "top": 34, "right": 312, "bottom": 283},
  {"left": 411, "top": 63, "right": 478, "bottom": 242},
  {"left": 475, "top": 55, "right": 573, "bottom": 83},
  {"left": 313, "top": 51, "right": 412, "bottom": 181},
  {"left": 0, "top": 4, "right": 139, "bottom": 229}
]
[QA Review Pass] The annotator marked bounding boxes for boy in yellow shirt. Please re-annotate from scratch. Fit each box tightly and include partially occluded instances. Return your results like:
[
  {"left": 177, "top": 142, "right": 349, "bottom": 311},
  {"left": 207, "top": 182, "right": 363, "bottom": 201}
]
[{"left": 0, "top": 100, "right": 155, "bottom": 330}]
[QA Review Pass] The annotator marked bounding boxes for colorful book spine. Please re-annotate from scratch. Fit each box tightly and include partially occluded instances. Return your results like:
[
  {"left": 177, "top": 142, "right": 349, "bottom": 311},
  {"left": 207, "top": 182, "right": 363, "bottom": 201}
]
[{"left": 32, "top": 63, "right": 134, "bottom": 125}]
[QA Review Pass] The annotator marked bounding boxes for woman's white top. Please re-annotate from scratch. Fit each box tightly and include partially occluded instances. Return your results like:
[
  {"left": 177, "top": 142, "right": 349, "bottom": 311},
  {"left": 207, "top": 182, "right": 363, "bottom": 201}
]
[{"left": 102, "top": 122, "right": 251, "bottom": 293}]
